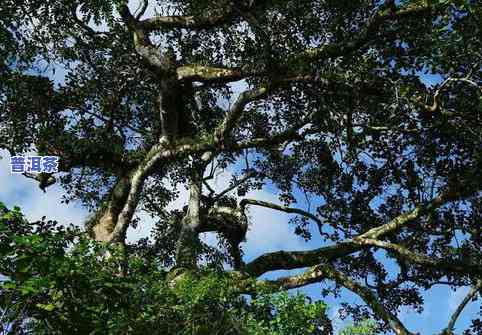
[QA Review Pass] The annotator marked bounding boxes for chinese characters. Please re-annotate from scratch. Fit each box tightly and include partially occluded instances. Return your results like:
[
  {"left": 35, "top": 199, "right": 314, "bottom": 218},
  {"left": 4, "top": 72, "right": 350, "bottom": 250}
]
[{"left": 10, "top": 156, "right": 59, "bottom": 174}]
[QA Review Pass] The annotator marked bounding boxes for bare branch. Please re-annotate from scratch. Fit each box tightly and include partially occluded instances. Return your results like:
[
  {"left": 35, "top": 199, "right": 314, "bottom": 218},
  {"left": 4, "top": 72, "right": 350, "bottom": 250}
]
[
  {"left": 233, "top": 116, "right": 317, "bottom": 151},
  {"left": 441, "top": 280, "right": 482, "bottom": 335},
  {"left": 134, "top": 0, "right": 149, "bottom": 20},
  {"left": 68, "top": 104, "right": 146, "bottom": 135},
  {"left": 415, "top": 77, "right": 453, "bottom": 113},
  {"left": 215, "top": 85, "right": 271, "bottom": 143},
  {"left": 240, "top": 198, "right": 324, "bottom": 235},
  {"left": 213, "top": 171, "right": 257, "bottom": 200},
  {"left": 415, "top": 76, "right": 481, "bottom": 113}
]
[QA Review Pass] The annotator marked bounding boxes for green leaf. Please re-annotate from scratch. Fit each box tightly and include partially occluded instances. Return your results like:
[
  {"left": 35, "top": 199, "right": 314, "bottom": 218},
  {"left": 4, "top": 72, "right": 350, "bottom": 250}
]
[{"left": 36, "top": 303, "right": 56, "bottom": 312}]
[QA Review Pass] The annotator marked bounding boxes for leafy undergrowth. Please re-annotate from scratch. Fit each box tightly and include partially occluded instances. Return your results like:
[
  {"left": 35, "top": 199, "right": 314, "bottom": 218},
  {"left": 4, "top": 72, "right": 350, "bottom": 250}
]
[{"left": 0, "top": 203, "right": 375, "bottom": 335}]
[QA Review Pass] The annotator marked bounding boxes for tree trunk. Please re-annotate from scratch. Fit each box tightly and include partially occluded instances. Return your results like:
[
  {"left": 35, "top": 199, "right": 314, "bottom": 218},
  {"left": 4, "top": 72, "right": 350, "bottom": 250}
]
[
  {"left": 87, "top": 76, "right": 187, "bottom": 243},
  {"left": 88, "top": 173, "right": 132, "bottom": 242},
  {"left": 175, "top": 171, "right": 203, "bottom": 268}
]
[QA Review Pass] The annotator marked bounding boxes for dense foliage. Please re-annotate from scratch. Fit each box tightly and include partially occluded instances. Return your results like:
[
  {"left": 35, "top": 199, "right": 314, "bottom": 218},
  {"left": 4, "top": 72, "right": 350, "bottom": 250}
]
[
  {"left": 1, "top": 0, "right": 481, "bottom": 334},
  {"left": 0, "top": 203, "right": 341, "bottom": 334}
]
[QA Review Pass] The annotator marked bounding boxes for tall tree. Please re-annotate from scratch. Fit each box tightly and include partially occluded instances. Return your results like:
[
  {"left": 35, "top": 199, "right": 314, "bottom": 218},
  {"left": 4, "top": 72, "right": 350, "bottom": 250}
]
[{"left": 1, "top": 0, "right": 481, "bottom": 334}]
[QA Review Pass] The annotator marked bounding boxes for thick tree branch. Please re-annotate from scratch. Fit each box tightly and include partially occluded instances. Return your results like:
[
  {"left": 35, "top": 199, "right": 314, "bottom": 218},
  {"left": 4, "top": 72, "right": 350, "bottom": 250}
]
[
  {"left": 89, "top": 173, "right": 132, "bottom": 242},
  {"left": 200, "top": 205, "right": 248, "bottom": 270},
  {"left": 136, "top": 2, "right": 434, "bottom": 83},
  {"left": 198, "top": 206, "right": 246, "bottom": 233},
  {"left": 320, "top": 264, "right": 414, "bottom": 335},
  {"left": 212, "top": 80, "right": 321, "bottom": 151},
  {"left": 250, "top": 263, "right": 413, "bottom": 334},
  {"left": 245, "top": 186, "right": 478, "bottom": 276},
  {"left": 139, "top": 11, "right": 236, "bottom": 31},
  {"left": 108, "top": 140, "right": 214, "bottom": 243},
  {"left": 175, "top": 169, "right": 204, "bottom": 267},
  {"left": 214, "top": 85, "right": 270, "bottom": 142},
  {"left": 261, "top": 265, "right": 329, "bottom": 291},
  {"left": 97, "top": 119, "right": 325, "bottom": 244},
  {"left": 300, "top": 3, "right": 433, "bottom": 62},
  {"left": 102, "top": 84, "right": 479, "bottom": 244},
  {"left": 176, "top": 65, "right": 244, "bottom": 82},
  {"left": 358, "top": 186, "right": 475, "bottom": 241},
  {"left": 245, "top": 242, "right": 357, "bottom": 277},
  {"left": 158, "top": 6, "right": 435, "bottom": 82},
  {"left": 117, "top": 4, "right": 175, "bottom": 74},
  {"left": 137, "top": 0, "right": 288, "bottom": 31},
  {"left": 352, "top": 238, "right": 482, "bottom": 277}
]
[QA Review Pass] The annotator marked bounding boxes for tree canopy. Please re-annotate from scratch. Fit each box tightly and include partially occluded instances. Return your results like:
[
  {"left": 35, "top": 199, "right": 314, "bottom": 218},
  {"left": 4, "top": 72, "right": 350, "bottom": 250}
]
[{"left": 0, "top": 0, "right": 481, "bottom": 334}]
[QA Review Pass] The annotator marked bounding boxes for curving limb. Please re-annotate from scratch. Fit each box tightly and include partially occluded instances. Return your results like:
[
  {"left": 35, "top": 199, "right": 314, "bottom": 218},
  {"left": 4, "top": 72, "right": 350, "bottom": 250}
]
[
  {"left": 214, "top": 85, "right": 271, "bottom": 143},
  {"left": 244, "top": 185, "right": 480, "bottom": 276},
  {"left": 240, "top": 198, "right": 325, "bottom": 237},
  {"left": 319, "top": 263, "right": 414, "bottom": 335},
  {"left": 246, "top": 263, "right": 414, "bottom": 335},
  {"left": 441, "top": 280, "right": 482, "bottom": 335}
]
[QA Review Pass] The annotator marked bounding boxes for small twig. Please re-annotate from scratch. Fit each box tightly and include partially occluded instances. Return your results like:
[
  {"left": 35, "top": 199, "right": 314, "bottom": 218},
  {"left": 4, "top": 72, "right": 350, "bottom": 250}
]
[
  {"left": 202, "top": 179, "right": 216, "bottom": 196},
  {"left": 135, "top": 0, "right": 149, "bottom": 20},
  {"left": 213, "top": 171, "right": 256, "bottom": 200}
]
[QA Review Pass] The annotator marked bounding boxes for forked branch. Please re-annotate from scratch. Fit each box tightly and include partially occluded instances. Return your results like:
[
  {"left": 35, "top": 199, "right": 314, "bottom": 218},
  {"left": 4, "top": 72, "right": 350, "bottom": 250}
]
[
  {"left": 320, "top": 263, "right": 414, "bottom": 335},
  {"left": 245, "top": 185, "right": 479, "bottom": 276}
]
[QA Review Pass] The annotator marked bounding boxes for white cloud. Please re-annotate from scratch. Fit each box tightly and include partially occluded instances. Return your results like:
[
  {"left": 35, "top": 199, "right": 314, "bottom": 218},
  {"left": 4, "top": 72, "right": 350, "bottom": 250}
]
[
  {"left": 330, "top": 305, "right": 344, "bottom": 334},
  {"left": 2, "top": 149, "right": 309, "bottom": 272},
  {"left": 127, "top": 165, "right": 310, "bottom": 262},
  {"left": 202, "top": 166, "right": 310, "bottom": 258},
  {"left": 241, "top": 188, "right": 309, "bottom": 260},
  {"left": 0, "top": 150, "right": 87, "bottom": 226}
]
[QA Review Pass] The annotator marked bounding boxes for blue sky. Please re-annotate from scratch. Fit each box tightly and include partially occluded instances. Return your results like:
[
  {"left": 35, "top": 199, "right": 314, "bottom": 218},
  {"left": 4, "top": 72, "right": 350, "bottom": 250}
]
[
  {"left": 1, "top": 64, "right": 479, "bottom": 335},
  {"left": 1, "top": 1, "right": 480, "bottom": 333},
  {"left": 1, "top": 149, "right": 481, "bottom": 334},
  {"left": 1, "top": 118, "right": 480, "bottom": 335}
]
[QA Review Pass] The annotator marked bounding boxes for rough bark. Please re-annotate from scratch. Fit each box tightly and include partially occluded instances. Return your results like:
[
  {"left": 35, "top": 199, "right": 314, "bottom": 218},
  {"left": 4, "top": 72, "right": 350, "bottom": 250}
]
[
  {"left": 175, "top": 171, "right": 203, "bottom": 268},
  {"left": 88, "top": 173, "right": 132, "bottom": 242}
]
